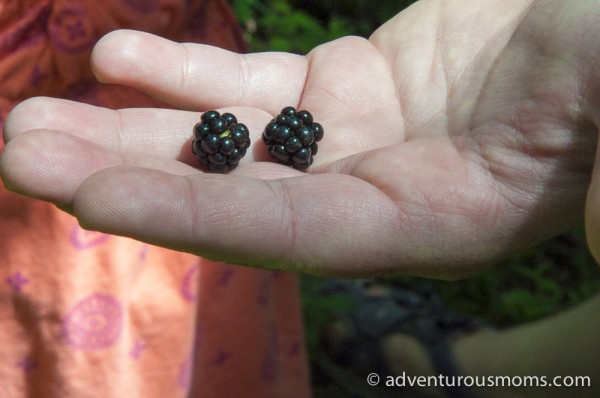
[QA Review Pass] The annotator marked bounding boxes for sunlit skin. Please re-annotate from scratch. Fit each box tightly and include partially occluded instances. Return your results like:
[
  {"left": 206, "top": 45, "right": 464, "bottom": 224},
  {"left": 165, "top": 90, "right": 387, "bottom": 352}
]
[{"left": 3, "top": 0, "right": 600, "bottom": 278}]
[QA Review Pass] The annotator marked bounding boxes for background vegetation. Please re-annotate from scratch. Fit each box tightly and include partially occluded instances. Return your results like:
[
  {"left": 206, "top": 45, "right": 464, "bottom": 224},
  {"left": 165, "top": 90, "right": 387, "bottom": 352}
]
[{"left": 231, "top": 1, "right": 600, "bottom": 396}]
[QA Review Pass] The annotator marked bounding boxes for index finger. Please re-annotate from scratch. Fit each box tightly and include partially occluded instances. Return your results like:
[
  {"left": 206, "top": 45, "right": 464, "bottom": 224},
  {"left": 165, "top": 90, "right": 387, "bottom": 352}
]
[{"left": 91, "top": 30, "right": 309, "bottom": 114}]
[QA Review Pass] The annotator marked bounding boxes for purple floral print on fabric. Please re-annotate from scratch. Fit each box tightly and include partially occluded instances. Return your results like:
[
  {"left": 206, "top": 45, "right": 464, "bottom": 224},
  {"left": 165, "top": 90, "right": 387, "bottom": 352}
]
[
  {"left": 212, "top": 349, "right": 231, "bottom": 366},
  {"left": 48, "top": 5, "right": 95, "bottom": 53},
  {"left": 16, "top": 357, "right": 37, "bottom": 373},
  {"left": 5, "top": 271, "right": 29, "bottom": 292},
  {"left": 287, "top": 339, "right": 301, "bottom": 357},
  {"left": 61, "top": 293, "right": 123, "bottom": 350},
  {"left": 261, "top": 324, "right": 280, "bottom": 382},
  {"left": 178, "top": 352, "right": 193, "bottom": 391},
  {"left": 129, "top": 340, "right": 146, "bottom": 359},
  {"left": 70, "top": 223, "right": 110, "bottom": 250},
  {"left": 217, "top": 264, "right": 236, "bottom": 287},
  {"left": 257, "top": 272, "right": 273, "bottom": 306},
  {"left": 181, "top": 261, "right": 200, "bottom": 302},
  {"left": 29, "top": 65, "right": 47, "bottom": 86},
  {"left": 138, "top": 244, "right": 149, "bottom": 261}
]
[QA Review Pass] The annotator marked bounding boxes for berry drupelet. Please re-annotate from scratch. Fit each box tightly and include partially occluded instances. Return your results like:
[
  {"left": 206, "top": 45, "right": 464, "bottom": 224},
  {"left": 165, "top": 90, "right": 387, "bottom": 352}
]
[
  {"left": 191, "top": 110, "right": 251, "bottom": 173},
  {"left": 262, "top": 107, "right": 324, "bottom": 170}
]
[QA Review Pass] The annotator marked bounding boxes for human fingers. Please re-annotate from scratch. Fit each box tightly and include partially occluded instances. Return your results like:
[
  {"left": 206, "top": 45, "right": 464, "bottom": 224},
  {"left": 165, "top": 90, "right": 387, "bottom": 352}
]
[
  {"left": 3, "top": 97, "right": 272, "bottom": 165},
  {"left": 91, "top": 30, "right": 308, "bottom": 114}
]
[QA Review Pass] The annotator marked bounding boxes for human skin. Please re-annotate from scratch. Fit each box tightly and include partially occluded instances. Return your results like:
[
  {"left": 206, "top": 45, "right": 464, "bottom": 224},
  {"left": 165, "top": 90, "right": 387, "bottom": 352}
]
[{"left": 2, "top": 0, "right": 600, "bottom": 278}]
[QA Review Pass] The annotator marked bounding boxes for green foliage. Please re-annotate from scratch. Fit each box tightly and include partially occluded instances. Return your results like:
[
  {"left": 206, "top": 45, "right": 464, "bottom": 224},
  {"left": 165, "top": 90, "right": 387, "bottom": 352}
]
[
  {"left": 303, "top": 227, "right": 600, "bottom": 395},
  {"left": 233, "top": 0, "right": 413, "bottom": 53},
  {"left": 290, "top": 0, "right": 416, "bottom": 37},
  {"left": 361, "top": 227, "right": 600, "bottom": 330},
  {"left": 422, "top": 226, "right": 600, "bottom": 326},
  {"left": 233, "top": 0, "right": 356, "bottom": 54},
  {"left": 300, "top": 274, "right": 355, "bottom": 357}
]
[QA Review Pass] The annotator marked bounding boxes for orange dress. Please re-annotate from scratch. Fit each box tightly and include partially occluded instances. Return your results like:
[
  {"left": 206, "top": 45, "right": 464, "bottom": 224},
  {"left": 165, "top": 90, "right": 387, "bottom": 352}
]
[{"left": 0, "top": 1, "right": 310, "bottom": 397}]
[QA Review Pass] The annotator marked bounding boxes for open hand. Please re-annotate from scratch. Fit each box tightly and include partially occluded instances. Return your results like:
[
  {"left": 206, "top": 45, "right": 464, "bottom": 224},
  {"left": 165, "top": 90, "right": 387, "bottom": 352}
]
[{"left": 2, "top": 0, "right": 599, "bottom": 278}]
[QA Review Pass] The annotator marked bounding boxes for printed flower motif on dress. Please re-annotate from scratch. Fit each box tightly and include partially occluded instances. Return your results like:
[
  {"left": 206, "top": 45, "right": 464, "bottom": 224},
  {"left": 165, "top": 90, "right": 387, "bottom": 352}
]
[
  {"left": 70, "top": 223, "right": 110, "bottom": 250},
  {"left": 129, "top": 340, "right": 146, "bottom": 359},
  {"left": 5, "top": 271, "right": 29, "bottom": 293},
  {"left": 178, "top": 322, "right": 199, "bottom": 391},
  {"left": 177, "top": 350, "right": 193, "bottom": 391},
  {"left": 49, "top": 5, "right": 96, "bottom": 53},
  {"left": 287, "top": 339, "right": 302, "bottom": 357},
  {"left": 61, "top": 293, "right": 123, "bottom": 350},
  {"left": 257, "top": 272, "right": 273, "bottom": 306},
  {"left": 29, "top": 65, "right": 47, "bottom": 86},
  {"left": 16, "top": 357, "right": 37, "bottom": 373},
  {"left": 261, "top": 324, "right": 280, "bottom": 382},
  {"left": 181, "top": 260, "right": 200, "bottom": 302},
  {"left": 138, "top": 243, "right": 149, "bottom": 261},
  {"left": 217, "top": 264, "right": 236, "bottom": 287},
  {"left": 212, "top": 349, "right": 231, "bottom": 366}
]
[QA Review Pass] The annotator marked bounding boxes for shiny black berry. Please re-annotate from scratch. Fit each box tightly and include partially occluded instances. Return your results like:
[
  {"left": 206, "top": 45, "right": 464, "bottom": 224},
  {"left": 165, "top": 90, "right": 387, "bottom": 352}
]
[
  {"left": 192, "top": 111, "right": 250, "bottom": 173},
  {"left": 262, "top": 107, "right": 323, "bottom": 169}
]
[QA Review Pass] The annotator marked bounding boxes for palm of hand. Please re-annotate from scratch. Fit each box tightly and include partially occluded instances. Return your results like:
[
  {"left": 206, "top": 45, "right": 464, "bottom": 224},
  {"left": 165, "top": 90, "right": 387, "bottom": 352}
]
[{"left": 1, "top": 0, "right": 597, "bottom": 277}]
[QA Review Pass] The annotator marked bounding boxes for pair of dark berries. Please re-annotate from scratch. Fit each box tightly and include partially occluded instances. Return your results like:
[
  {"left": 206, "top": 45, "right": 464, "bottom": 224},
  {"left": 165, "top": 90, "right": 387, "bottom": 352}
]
[{"left": 192, "top": 107, "right": 324, "bottom": 172}]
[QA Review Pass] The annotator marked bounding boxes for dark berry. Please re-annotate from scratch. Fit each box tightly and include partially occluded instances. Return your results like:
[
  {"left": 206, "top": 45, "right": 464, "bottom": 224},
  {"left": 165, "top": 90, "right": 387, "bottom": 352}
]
[
  {"left": 281, "top": 106, "right": 297, "bottom": 116},
  {"left": 262, "top": 107, "right": 323, "bottom": 170},
  {"left": 220, "top": 137, "right": 236, "bottom": 155},
  {"left": 228, "top": 147, "right": 246, "bottom": 165},
  {"left": 201, "top": 134, "right": 220, "bottom": 154},
  {"left": 284, "top": 136, "right": 303, "bottom": 153},
  {"left": 311, "top": 122, "right": 324, "bottom": 142},
  {"left": 222, "top": 112, "right": 237, "bottom": 125},
  {"left": 262, "top": 121, "right": 278, "bottom": 143},
  {"left": 193, "top": 122, "right": 211, "bottom": 140},
  {"left": 274, "top": 126, "right": 292, "bottom": 144},
  {"left": 270, "top": 144, "right": 291, "bottom": 163},
  {"left": 297, "top": 110, "right": 313, "bottom": 124},
  {"left": 210, "top": 117, "right": 227, "bottom": 133},
  {"left": 292, "top": 146, "right": 311, "bottom": 165},
  {"left": 285, "top": 116, "right": 303, "bottom": 130},
  {"left": 209, "top": 152, "right": 227, "bottom": 166},
  {"left": 191, "top": 139, "right": 202, "bottom": 155},
  {"left": 296, "top": 125, "right": 314, "bottom": 145},
  {"left": 275, "top": 113, "right": 287, "bottom": 125},
  {"left": 201, "top": 110, "right": 219, "bottom": 123},
  {"left": 231, "top": 124, "right": 250, "bottom": 146},
  {"left": 192, "top": 110, "right": 251, "bottom": 173},
  {"left": 210, "top": 163, "right": 229, "bottom": 173}
]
